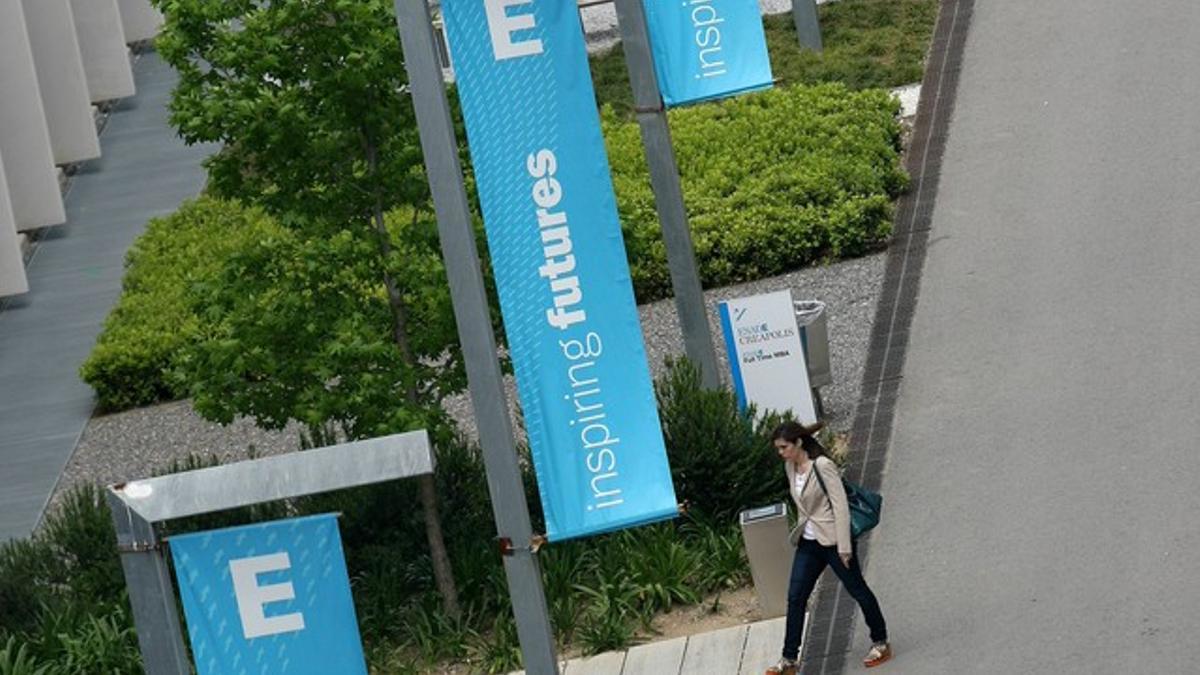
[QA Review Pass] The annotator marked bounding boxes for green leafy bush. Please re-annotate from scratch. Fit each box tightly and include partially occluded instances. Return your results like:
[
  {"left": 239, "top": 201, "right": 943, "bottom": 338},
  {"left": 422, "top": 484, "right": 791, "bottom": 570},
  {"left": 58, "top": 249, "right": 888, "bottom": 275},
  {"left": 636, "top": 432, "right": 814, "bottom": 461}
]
[
  {"left": 80, "top": 198, "right": 284, "bottom": 411},
  {"left": 0, "top": 636, "right": 55, "bottom": 675},
  {"left": 605, "top": 84, "right": 907, "bottom": 301},
  {"left": 656, "top": 359, "right": 790, "bottom": 521},
  {"left": 0, "top": 487, "right": 139, "bottom": 675}
]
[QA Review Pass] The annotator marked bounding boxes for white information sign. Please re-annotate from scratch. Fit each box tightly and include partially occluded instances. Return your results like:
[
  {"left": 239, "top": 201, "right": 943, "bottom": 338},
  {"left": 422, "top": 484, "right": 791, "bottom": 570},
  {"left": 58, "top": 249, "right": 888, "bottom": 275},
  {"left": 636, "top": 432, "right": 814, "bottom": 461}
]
[{"left": 718, "top": 289, "right": 818, "bottom": 423}]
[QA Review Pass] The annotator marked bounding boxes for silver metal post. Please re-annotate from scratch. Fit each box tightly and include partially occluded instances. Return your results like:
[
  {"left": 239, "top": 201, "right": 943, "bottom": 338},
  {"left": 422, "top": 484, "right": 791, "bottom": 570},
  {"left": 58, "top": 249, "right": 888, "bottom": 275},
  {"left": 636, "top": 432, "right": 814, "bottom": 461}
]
[
  {"left": 391, "top": 2, "right": 560, "bottom": 673},
  {"left": 106, "top": 490, "right": 190, "bottom": 675},
  {"left": 792, "top": 0, "right": 824, "bottom": 52},
  {"left": 611, "top": 0, "right": 721, "bottom": 389}
]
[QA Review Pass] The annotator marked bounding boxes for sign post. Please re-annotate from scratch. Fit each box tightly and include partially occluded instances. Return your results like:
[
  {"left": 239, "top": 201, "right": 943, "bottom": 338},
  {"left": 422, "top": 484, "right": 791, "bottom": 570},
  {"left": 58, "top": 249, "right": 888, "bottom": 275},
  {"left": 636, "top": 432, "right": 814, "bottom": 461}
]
[
  {"left": 792, "top": 0, "right": 823, "bottom": 52},
  {"left": 611, "top": 0, "right": 722, "bottom": 390},
  {"left": 108, "top": 431, "right": 436, "bottom": 675},
  {"left": 391, "top": 1, "right": 558, "bottom": 671}
]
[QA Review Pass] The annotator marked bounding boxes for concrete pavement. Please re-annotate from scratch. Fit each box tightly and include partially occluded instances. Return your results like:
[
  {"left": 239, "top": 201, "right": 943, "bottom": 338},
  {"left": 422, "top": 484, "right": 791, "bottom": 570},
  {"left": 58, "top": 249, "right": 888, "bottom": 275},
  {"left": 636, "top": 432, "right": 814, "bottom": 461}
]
[
  {"left": 851, "top": 0, "right": 1200, "bottom": 672},
  {"left": 510, "top": 618, "right": 788, "bottom": 675}
]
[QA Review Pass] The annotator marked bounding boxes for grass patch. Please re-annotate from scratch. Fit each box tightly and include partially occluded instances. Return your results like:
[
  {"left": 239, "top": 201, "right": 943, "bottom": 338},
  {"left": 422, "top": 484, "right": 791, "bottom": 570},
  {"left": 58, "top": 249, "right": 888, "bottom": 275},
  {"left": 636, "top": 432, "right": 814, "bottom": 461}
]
[{"left": 590, "top": 0, "right": 939, "bottom": 118}]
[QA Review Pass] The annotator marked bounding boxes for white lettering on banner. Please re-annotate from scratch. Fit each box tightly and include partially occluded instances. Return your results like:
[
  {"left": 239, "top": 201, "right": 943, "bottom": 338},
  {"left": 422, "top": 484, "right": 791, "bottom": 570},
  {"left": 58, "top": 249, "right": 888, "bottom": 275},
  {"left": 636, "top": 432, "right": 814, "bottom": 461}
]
[
  {"left": 484, "top": 0, "right": 544, "bottom": 60},
  {"left": 229, "top": 552, "right": 306, "bottom": 640},
  {"left": 561, "top": 332, "right": 624, "bottom": 511},
  {"left": 689, "top": 0, "right": 728, "bottom": 79},
  {"left": 527, "top": 149, "right": 587, "bottom": 330},
  {"left": 528, "top": 149, "right": 627, "bottom": 514}
]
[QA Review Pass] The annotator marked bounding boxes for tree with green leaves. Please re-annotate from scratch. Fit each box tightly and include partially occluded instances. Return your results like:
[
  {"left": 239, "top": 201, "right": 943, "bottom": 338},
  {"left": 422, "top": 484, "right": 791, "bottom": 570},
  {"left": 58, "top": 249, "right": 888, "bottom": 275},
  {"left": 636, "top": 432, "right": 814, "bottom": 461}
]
[{"left": 153, "top": 0, "right": 466, "bottom": 617}]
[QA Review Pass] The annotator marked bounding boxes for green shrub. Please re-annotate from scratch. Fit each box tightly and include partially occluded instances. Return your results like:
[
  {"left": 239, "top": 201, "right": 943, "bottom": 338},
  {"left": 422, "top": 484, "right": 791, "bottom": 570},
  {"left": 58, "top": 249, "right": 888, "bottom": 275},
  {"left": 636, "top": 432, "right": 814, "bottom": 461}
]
[
  {"left": 0, "top": 636, "right": 56, "bottom": 675},
  {"left": 605, "top": 84, "right": 907, "bottom": 301},
  {"left": 0, "top": 487, "right": 138, "bottom": 675},
  {"left": 55, "top": 609, "right": 140, "bottom": 675},
  {"left": 0, "top": 487, "right": 125, "bottom": 638},
  {"left": 80, "top": 198, "right": 284, "bottom": 411},
  {"left": 655, "top": 359, "right": 790, "bottom": 521}
]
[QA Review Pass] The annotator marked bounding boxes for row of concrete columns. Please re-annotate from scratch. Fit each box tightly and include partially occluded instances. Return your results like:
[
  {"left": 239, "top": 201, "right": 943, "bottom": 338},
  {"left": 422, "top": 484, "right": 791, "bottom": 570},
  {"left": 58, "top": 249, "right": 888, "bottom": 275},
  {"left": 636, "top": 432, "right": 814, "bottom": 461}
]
[{"left": 0, "top": 0, "right": 163, "bottom": 298}]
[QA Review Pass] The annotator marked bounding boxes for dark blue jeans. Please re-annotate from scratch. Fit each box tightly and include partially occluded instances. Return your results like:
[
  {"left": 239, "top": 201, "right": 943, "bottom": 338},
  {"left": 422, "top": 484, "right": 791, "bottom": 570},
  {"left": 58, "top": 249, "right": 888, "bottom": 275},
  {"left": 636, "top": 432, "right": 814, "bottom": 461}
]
[{"left": 782, "top": 538, "right": 888, "bottom": 660}]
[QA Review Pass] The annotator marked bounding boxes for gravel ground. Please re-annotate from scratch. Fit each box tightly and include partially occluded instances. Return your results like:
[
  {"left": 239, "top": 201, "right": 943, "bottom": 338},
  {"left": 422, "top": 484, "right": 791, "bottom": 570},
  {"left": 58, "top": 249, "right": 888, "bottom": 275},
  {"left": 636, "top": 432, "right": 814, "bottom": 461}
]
[{"left": 53, "top": 252, "right": 885, "bottom": 509}]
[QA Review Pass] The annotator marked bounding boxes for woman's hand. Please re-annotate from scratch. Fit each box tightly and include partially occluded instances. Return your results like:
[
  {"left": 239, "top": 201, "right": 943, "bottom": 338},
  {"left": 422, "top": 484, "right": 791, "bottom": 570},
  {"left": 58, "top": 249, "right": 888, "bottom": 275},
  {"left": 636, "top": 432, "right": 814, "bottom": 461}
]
[{"left": 840, "top": 552, "right": 852, "bottom": 568}]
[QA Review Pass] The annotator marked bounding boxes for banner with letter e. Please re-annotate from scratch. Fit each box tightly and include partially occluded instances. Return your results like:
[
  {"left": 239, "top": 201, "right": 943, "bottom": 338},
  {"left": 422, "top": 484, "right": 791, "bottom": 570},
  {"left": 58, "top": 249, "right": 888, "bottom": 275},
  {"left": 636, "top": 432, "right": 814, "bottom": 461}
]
[
  {"left": 169, "top": 514, "right": 366, "bottom": 675},
  {"left": 644, "top": 0, "right": 774, "bottom": 106},
  {"left": 441, "top": 0, "right": 678, "bottom": 540},
  {"left": 718, "top": 289, "right": 818, "bottom": 424}
]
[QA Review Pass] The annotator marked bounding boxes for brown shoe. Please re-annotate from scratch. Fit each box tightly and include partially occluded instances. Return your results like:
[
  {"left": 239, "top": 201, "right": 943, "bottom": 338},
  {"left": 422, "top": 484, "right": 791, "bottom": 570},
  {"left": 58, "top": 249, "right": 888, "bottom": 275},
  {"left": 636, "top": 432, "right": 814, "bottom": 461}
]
[
  {"left": 863, "top": 642, "right": 892, "bottom": 668},
  {"left": 765, "top": 657, "right": 799, "bottom": 675}
]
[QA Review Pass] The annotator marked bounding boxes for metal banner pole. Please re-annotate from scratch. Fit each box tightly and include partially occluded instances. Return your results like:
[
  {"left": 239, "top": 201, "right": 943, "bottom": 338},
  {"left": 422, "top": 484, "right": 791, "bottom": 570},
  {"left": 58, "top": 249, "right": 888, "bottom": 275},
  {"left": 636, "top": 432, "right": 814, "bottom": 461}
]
[
  {"left": 390, "top": 2, "right": 560, "bottom": 673},
  {"left": 611, "top": 0, "right": 721, "bottom": 389},
  {"left": 106, "top": 490, "right": 190, "bottom": 675},
  {"left": 792, "top": 0, "right": 824, "bottom": 52}
]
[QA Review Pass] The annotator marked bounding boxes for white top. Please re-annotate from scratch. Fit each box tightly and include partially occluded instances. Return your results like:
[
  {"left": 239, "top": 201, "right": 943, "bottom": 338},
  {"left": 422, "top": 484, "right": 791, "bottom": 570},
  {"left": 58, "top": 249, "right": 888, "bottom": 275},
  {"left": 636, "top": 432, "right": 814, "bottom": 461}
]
[{"left": 794, "top": 469, "right": 818, "bottom": 540}]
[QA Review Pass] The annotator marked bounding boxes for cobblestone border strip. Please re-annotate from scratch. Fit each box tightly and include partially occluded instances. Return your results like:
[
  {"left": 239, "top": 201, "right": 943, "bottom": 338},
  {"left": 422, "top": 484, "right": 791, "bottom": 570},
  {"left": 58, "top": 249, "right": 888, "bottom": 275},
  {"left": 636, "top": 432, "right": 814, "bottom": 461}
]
[{"left": 800, "top": 0, "right": 976, "bottom": 671}]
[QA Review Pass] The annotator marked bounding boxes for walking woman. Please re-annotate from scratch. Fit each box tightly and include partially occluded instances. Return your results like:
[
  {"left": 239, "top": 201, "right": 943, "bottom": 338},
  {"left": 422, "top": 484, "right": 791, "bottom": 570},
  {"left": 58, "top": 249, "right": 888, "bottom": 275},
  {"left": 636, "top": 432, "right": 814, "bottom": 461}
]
[{"left": 766, "top": 420, "right": 891, "bottom": 674}]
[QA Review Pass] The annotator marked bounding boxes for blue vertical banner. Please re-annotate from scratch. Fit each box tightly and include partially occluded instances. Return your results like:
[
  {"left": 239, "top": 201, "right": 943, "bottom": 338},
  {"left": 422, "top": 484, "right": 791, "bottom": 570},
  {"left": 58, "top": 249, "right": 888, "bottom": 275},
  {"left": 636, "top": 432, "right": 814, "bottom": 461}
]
[
  {"left": 644, "top": 0, "right": 774, "bottom": 106},
  {"left": 169, "top": 515, "right": 367, "bottom": 675},
  {"left": 441, "top": 0, "right": 678, "bottom": 540}
]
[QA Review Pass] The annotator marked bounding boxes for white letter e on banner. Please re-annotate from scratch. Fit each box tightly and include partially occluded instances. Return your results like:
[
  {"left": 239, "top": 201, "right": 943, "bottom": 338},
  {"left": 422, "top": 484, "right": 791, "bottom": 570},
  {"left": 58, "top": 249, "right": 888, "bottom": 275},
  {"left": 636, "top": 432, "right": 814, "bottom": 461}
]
[
  {"left": 484, "top": 0, "right": 543, "bottom": 60},
  {"left": 229, "top": 552, "right": 306, "bottom": 639}
]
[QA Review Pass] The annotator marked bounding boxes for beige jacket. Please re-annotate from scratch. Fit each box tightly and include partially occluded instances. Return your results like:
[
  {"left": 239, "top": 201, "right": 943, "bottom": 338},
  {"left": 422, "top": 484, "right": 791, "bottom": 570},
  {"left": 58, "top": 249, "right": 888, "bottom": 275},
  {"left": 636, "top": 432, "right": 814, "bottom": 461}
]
[{"left": 786, "top": 455, "right": 852, "bottom": 555}]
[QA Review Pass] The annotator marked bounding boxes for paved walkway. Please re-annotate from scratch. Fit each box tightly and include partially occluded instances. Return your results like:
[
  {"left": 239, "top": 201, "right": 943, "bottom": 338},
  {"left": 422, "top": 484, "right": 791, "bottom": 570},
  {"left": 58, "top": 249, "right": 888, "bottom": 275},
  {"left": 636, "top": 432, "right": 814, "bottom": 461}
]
[
  {"left": 0, "top": 51, "right": 214, "bottom": 540},
  {"left": 511, "top": 618, "right": 787, "bottom": 675},
  {"left": 861, "top": 0, "right": 1200, "bottom": 673}
]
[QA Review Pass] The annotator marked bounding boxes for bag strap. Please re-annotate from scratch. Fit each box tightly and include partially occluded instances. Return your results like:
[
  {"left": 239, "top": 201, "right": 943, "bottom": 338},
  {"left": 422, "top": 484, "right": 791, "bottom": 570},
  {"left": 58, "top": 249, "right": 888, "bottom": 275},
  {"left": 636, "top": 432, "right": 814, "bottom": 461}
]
[{"left": 811, "top": 458, "right": 831, "bottom": 503}]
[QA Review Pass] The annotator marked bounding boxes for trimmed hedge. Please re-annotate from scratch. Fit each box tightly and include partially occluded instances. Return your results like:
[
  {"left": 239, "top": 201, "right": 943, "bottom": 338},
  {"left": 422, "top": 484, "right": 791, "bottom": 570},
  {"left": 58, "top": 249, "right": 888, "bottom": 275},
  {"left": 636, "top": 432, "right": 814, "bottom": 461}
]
[
  {"left": 80, "top": 198, "right": 284, "bottom": 411},
  {"left": 605, "top": 83, "right": 907, "bottom": 302}
]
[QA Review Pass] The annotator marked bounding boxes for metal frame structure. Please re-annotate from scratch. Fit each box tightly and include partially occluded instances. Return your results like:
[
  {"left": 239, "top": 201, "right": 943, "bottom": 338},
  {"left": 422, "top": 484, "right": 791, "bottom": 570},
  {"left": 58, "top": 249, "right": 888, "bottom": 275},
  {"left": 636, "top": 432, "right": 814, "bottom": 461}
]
[{"left": 107, "top": 430, "right": 435, "bottom": 675}]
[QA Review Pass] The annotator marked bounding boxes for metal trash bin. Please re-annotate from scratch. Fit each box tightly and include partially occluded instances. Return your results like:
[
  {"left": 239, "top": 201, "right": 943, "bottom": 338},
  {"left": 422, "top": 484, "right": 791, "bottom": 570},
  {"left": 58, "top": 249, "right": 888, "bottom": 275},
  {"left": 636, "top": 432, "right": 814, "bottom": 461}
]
[
  {"left": 794, "top": 300, "right": 831, "bottom": 389},
  {"left": 739, "top": 503, "right": 793, "bottom": 618}
]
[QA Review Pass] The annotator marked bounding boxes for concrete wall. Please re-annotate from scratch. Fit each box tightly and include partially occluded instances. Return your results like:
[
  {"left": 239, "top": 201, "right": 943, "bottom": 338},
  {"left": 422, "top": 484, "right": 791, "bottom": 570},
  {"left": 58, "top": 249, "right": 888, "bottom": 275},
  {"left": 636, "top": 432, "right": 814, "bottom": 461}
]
[
  {"left": 117, "top": 0, "right": 164, "bottom": 43},
  {"left": 0, "top": 0, "right": 67, "bottom": 231},
  {"left": 22, "top": 0, "right": 101, "bottom": 165},
  {"left": 0, "top": 153, "right": 30, "bottom": 298},
  {"left": 70, "top": 0, "right": 136, "bottom": 102}
]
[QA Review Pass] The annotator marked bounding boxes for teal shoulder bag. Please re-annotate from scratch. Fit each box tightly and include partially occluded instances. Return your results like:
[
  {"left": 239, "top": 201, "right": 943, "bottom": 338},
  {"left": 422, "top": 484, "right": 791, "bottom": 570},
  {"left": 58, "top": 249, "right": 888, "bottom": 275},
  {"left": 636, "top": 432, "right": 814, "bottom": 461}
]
[{"left": 812, "top": 463, "right": 882, "bottom": 539}]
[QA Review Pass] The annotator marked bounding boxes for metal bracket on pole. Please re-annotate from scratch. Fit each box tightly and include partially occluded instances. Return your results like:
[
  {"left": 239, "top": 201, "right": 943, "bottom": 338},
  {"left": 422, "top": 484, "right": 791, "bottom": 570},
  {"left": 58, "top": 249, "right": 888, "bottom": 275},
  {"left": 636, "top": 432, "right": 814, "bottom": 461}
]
[
  {"left": 611, "top": 0, "right": 722, "bottom": 390},
  {"left": 391, "top": 2, "right": 560, "bottom": 673},
  {"left": 792, "top": 0, "right": 824, "bottom": 52}
]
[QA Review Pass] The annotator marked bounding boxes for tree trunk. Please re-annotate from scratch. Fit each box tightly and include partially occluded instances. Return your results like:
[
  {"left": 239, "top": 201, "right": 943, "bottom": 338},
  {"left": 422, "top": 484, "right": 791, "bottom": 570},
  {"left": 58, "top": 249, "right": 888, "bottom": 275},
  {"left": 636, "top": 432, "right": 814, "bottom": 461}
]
[{"left": 363, "top": 132, "right": 462, "bottom": 621}]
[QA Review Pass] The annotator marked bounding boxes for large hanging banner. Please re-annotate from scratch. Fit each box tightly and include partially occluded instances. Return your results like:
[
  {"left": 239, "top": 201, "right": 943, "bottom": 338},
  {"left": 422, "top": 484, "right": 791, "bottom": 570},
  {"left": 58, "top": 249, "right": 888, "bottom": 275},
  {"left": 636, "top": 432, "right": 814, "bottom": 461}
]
[
  {"left": 644, "top": 0, "right": 774, "bottom": 107},
  {"left": 170, "top": 514, "right": 367, "bottom": 675},
  {"left": 441, "top": 0, "right": 678, "bottom": 540}
]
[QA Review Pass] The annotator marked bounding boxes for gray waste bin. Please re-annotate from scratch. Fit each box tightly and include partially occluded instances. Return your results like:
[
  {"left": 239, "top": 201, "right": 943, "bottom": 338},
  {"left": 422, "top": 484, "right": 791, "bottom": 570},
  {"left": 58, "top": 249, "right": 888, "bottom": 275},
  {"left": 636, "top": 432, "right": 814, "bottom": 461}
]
[
  {"left": 739, "top": 503, "right": 793, "bottom": 618},
  {"left": 794, "top": 300, "right": 831, "bottom": 389}
]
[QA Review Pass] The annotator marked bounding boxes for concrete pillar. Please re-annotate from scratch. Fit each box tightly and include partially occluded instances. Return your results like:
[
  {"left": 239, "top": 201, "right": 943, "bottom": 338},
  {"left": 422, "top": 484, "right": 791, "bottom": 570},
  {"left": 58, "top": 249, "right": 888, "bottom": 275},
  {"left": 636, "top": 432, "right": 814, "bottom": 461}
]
[
  {"left": 22, "top": 0, "right": 102, "bottom": 165},
  {"left": 70, "top": 0, "right": 136, "bottom": 102},
  {"left": 117, "top": 0, "right": 163, "bottom": 43},
  {"left": 0, "top": 0, "right": 67, "bottom": 231},
  {"left": 0, "top": 152, "right": 30, "bottom": 298}
]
